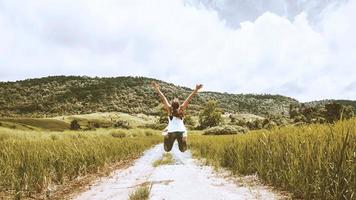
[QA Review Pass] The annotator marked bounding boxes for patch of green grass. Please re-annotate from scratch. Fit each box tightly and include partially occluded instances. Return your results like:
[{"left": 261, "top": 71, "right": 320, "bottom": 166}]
[
  {"left": 152, "top": 153, "right": 174, "bottom": 167},
  {"left": 0, "top": 120, "right": 36, "bottom": 130},
  {"left": 55, "top": 112, "right": 157, "bottom": 128},
  {"left": 129, "top": 185, "right": 150, "bottom": 200},
  {"left": 0, "top": 118, "right": 69, "bottom": 131}
]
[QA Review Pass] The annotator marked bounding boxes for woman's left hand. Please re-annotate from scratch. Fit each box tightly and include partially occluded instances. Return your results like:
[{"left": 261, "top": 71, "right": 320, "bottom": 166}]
[
  {"left": 151, "top": 81, "right": 160, "bottom": 90},
  {"left": 195, "top": 84, "right": 203, "bottom": 91}
]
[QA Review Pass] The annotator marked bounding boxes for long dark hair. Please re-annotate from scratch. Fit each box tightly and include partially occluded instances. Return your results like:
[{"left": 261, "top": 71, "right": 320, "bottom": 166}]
[{"left": 170, "top": 98, "right": 183, "bottom": 119}]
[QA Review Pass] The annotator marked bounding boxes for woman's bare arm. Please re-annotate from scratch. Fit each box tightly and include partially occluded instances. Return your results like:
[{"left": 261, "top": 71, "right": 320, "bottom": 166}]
[
  {"left": 151, "top": 81, "right": 170, "bottom": 112},
  {"left": 181, "top": 84, "right": 203, "bottom": 110}
]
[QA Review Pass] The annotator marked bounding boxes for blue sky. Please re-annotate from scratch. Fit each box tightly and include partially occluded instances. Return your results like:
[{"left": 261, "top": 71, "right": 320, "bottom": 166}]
[{"left": 0, "top": 0, "right": 355, "bottom": 101}]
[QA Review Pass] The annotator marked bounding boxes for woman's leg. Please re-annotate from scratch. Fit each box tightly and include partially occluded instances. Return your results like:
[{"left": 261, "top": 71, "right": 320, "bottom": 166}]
[
  {"left": 163, "top": 133, "right": 175, "bottom": 152},
  {"left": 177, "top": 135, "right": 187, "bottom": 152}
]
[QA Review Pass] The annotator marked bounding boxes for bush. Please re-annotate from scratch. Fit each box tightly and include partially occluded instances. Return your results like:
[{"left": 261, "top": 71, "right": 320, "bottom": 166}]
[
  {"left": 114, "top": 120, "right": 131, "bottom": 129},
  {"left": 140, "top": 123, "right": 167, "bottom": 130},
  {"left": 110, "top": 130, "right": 126, "bottom": 138},
  {"left": 246, "top": 120, "right": 263, "bottom": 130},
  {"left": 144, "top": 130, "right": 154, "bottom": 136},
  {"left": 70, "top": 120, "right": 80, "bottom": 130},
  {"left": 93, "top": 122, "right": 100, "bottom": 128},
  {"left": 203, "top": 125, "right": 248, "bottom": 135}
]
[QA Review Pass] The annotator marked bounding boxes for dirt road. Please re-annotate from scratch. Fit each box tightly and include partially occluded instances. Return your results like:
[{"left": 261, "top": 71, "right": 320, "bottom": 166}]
[{"left": 74, "top": 144, "right": 286, "bottom": 200}]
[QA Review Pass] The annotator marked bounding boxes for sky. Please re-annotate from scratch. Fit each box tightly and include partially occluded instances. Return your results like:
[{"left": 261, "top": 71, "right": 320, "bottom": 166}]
[{"left": 0, "top": 0, "right": 355, "bottom": 102}]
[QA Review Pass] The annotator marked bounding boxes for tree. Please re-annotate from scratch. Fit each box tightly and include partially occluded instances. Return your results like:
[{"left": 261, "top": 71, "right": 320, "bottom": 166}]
[
  {"left": 157, "top": 105, "right": 168, "bottom": 124},
  {"left": 325, "top": 103, "right": 354, "bottom": 123},
  {"left": 198, "top": 100, "right": 222, "bottom": 129},
  {"left": 184, "top": 114, "right": 196, "bottom": 128},
  {"left": 289, "top": 104, "right": 299, "bottom": 118}
]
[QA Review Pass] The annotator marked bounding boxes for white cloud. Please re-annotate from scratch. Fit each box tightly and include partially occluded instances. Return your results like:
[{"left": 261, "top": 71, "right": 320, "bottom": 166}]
[{"left": 0, "top": 0, "right": 355, "bottom": 101}]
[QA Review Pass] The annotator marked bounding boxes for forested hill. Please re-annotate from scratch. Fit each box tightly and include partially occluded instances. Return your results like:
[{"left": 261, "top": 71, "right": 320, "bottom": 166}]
[
  {"left": 0, "top": 76, "right": 304, "bottom": 117},
  {"left": 306, "top": 99, "right": 356, "bottom": 111}
]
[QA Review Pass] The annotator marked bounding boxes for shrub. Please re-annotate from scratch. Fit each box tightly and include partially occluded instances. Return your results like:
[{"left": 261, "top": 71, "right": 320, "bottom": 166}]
[
  {"left": 144, "top": 130, "right": 154, "bottom": 136},
  {"left": 203, "top": 125, "right": 248, "bottom": 135},
  {"left": 70, "top": 120, "right": 80, "bottom": 130},
  {"left": 246, "top": 120, "right": 263, "bottom": 130},
  {"left": 110, "top": 130, "right": 126, "bottom": 138},
  {"left": 93, "top": 122, "right": 100, "bottom": 128},
  {"left": 140, "top": 123, "right": 167, "bottom": 130},
  {"left": 114, "top": 120, "right": 131, "bottom": 129}
]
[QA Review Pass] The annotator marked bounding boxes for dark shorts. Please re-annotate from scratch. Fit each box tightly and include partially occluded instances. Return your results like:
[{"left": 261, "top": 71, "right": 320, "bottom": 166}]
[{"left": 164, "top": 131, "right": 187, "bottom": 152}]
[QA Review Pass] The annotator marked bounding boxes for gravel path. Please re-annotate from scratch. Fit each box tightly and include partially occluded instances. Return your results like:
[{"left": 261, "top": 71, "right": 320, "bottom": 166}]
[{"left": 74, "top": 143, "right": 286, "bottom": 200}]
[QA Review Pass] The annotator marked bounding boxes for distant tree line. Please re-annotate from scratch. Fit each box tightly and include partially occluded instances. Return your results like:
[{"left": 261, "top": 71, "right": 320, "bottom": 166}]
[{"left": 289, "top": 102, "right": 354, "bottom": 124}]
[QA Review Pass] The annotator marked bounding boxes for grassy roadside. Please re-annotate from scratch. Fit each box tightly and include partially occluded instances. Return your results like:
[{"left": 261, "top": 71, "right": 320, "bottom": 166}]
[
  {"left": 189, "top": 119, "right": 356, "bottom": 200},
  {"left": 0, "top": 128, "right": 161, "bottom": 199},
  {"left": 152, "top": 153, "right": 174, "bottom": 167}
]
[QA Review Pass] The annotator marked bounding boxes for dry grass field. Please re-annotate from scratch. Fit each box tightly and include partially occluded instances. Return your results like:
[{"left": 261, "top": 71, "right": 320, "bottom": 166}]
[{"left": 189, "top": 119, "right": 356, "bottom": 199}]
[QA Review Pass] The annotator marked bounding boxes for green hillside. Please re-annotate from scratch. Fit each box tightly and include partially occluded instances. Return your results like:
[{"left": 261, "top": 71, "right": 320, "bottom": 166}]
[{"left": 0, "top": 76, "right": 299, "bottom": 117}]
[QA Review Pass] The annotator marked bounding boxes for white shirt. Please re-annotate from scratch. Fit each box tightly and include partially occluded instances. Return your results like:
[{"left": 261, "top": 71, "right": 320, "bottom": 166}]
[{"left": 162, "top": 116, "right": 187, "bottom": 137}]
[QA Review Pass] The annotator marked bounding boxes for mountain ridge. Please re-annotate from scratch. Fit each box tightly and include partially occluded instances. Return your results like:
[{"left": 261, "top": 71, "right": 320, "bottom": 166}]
[{"left": 0, "top": 75, "right": 354, "bottom": 117}]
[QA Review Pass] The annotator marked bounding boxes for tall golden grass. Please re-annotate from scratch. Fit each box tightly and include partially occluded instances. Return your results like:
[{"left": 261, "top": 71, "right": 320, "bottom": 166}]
[
  {"left": 0, "top": 128, "right": 160, "bottom": 199},
  {"left": 189, "top": 119, "right": 356, "bottom": 200}
]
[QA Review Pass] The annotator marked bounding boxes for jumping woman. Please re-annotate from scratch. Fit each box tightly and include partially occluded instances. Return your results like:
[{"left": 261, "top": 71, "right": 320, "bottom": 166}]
[{"left": 151, "top": 81, "right": 203, "bottom": 152}]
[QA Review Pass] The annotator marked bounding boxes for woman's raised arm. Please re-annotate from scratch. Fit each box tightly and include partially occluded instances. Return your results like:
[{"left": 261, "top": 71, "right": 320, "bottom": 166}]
[
  {"left": 151, "top": 81, "right": 170, "bottom": 112},
  {"left": 181, "top": 84, "right": 203, "bottom": 110}
]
